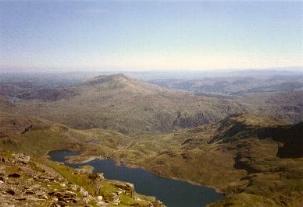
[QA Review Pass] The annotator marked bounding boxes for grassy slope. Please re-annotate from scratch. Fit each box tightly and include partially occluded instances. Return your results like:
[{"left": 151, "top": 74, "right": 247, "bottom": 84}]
[
  {"left": 70, "top": 114, "right": 303, "bottom": 207},
  {"left": 197, "top": 114, "right": 303, "bottom": 207},
  {"left": 0, "top": 113, "right": 164, "bottom": 206}
]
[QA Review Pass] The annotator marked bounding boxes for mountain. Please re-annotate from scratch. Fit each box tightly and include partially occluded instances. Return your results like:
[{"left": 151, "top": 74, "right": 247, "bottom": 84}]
[
  {"left": 1, "top": 73, "right": 303, "bottom": 206},
  {"left": 14, "top": 74, "right": 243, "bottom": 133}
]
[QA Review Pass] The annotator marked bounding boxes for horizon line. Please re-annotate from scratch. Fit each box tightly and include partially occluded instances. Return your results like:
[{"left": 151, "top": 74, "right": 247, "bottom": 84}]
[{"left": 0, "top": 65, "right": 303, "bottom": 74}]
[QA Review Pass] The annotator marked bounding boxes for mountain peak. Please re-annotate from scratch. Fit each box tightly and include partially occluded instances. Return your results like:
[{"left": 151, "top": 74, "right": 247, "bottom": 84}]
[
  {"left": 83, "top": 73, "right": 164, "bottom": 93},
  {"left": 86, "top": 73, "right": 130, "bottom": 85},
  {"left": 88, "top": 73, "right": 130, "bottom": 84}
]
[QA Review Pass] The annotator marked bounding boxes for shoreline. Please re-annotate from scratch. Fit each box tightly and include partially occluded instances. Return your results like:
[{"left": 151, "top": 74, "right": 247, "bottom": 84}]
[{"left": 56, "top": 152, "right": 225, "bottom": 194}]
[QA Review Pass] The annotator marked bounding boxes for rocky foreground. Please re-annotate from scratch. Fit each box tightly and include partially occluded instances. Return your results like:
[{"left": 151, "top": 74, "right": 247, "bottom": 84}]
[{"left": 0, "top": 151, "right": 164, "bottom": 207}]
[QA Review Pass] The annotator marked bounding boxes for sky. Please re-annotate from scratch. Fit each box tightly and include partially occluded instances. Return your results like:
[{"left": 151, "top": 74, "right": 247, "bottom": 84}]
[{"left": 0, "top": 0, "right": 302, "bottom": 72}]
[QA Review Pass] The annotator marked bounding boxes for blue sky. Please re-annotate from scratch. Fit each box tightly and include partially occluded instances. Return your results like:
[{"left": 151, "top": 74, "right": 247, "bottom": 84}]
[{"left": 0, "top": 1, "right": 302, "bottom": 71}]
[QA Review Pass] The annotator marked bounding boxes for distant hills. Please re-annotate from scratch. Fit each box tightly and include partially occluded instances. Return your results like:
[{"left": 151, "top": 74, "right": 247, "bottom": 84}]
[
  {"left": 0, "top": 73, "right": 300, "bottom": 133},
  {"left": 11, "top": 74, "right": 242, "bottom": 133},
  {"left": 150, "top": 73, "right": 303, "bottom": 96}
]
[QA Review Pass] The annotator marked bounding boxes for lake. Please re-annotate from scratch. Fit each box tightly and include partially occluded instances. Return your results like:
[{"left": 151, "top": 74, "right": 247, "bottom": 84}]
[{"left": 49, "top": 150, "right": 223, "bottom": 207}]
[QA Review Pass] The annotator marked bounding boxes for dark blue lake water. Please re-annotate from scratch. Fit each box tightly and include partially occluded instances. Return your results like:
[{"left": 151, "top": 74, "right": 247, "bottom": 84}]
[{"left": 49, "top": 150, "right": 223, "bottom": 207}]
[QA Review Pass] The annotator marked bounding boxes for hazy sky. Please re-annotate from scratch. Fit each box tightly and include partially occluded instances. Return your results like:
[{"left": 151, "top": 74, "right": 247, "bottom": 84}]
[{"left": 0, "top": 1, "right": 302, "bottom": 71}]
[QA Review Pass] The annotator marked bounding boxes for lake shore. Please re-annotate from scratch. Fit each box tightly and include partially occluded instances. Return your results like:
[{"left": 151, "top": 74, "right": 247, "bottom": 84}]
[
  {"left": 57, "top": 152, "right": 225, "bottom": 194},
  {"left": 48, "top": 150, "right": 224, "bottom": 207}
]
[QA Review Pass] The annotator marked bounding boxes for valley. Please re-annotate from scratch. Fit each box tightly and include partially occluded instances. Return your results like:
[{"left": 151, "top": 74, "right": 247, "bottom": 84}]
[
  {"left": 2, "top": 1, "right": 302, "bottom": 206},
  {"left": 0, "top": 72, "right": 302, "bottom": 206}
]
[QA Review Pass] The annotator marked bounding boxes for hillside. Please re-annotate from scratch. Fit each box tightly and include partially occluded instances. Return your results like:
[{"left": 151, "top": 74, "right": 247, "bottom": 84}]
[
  {"left": 0, "top": 95, "right": 13, "bottom": 112},
  {"left": 236, "top": 91, "right": 303, "bottom": 123},
  {"left": 207, "top": 114, "right": 303, "bottom": 207},
  {"left": 0, "top": 112, "right": 165, "bottom": 206},
  {"left": 64, "top": 113, "right": 302, "bottom": 207},
  {"left": 150, "top": 74, "right": 303, "bottom": 124},
  {"left": 151, "top": 115, "right": 303, "bottom": 206},
  {"left": 0, "top": 151, "right": 164, "bottom": 207},
  {"left": 14, "top": 74, "right": 243, "bottom": 133},
  {"left": 1, "top": 107, "right": 302, "bottom": 206}
]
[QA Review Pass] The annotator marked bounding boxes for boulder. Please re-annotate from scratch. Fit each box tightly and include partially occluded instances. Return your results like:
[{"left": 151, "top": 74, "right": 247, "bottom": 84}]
[{"left": 13, "top": 153, "right": 30, "bottom": 164}]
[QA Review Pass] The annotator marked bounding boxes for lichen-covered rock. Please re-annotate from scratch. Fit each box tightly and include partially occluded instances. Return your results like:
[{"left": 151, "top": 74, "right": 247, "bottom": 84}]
[{"left": 13, "top": 153, "right": 31, "bottom": 164}]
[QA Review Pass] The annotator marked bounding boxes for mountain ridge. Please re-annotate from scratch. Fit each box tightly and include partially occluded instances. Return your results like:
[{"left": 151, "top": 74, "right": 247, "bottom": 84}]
[{"left": 13, "top": 74, "right": 243, "bottom": 133}]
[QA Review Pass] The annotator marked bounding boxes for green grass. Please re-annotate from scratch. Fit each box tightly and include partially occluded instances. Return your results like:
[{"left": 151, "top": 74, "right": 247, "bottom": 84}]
[
  {"left": 209, "top": 193, "right": 280, "bottom": 207},
  {"left": 46, "top": 161, "right": 98, "bottom": 195}
]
